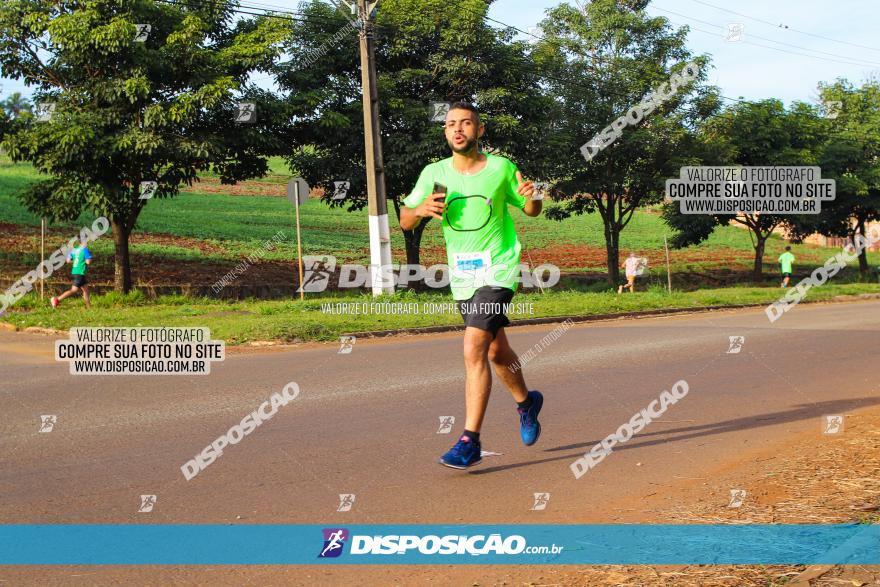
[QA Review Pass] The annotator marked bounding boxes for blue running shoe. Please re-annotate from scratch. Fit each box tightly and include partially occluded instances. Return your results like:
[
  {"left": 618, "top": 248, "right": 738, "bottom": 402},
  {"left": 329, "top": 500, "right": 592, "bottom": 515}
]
[
  {"left": 439, "top": 435, "right": 483, "bottom": 469},
  {"left": 518, "top": 390, "right": 543, "bottom": 446}
]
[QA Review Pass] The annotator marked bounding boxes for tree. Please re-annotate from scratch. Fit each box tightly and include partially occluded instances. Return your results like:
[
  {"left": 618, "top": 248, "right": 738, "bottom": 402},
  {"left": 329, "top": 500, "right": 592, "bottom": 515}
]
[
  {"left": 799, "top": 79, "right": 880, "bottom": 277},
  {"left": 1, "top": 91, "right": 31, "bottom": 118},
  {"left": 663, "top": 99, "right": 826, "bottom": 279},
  {"left": 0, "top": 108, "right": 9, "bottom": 141},
  {"left": 0, "top": 0, "right": 288, "bottom": 291},
  {"left": 275, "top": 0, "right": 555, "bottom": 275},
  {"left": 535, "top": 0, "right": 717, "bottom": 286}
]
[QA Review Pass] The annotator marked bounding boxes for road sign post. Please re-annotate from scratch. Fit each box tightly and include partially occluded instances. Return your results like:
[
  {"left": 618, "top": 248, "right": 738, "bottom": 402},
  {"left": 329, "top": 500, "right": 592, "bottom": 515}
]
[
  {"left": 664, "top": 235, "right": 672, "bottom": 293},
  {"left": 287, "top": 178, "right": 310, "bottom": 300},
  {"left": 40, "top": 217, "right": 46, "bottom": 299}
]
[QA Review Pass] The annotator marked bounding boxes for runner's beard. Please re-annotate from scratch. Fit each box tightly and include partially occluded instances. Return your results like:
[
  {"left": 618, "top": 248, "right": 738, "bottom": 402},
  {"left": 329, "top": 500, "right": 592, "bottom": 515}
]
[{"left": 449, "top": 136, "right": 478, "bottom": 155}]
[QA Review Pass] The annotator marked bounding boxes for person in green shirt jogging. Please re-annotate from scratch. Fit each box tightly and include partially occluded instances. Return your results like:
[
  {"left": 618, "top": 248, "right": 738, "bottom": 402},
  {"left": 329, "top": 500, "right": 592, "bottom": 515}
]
[
  {"left": 51, "top": 238, "right": 92, "bottom": 309},
  {"left": 400, "top": 102, "right": 544, "bottom": 469},
  {"left": 778, "top": 246, "right": 795, "bottom": 288}
]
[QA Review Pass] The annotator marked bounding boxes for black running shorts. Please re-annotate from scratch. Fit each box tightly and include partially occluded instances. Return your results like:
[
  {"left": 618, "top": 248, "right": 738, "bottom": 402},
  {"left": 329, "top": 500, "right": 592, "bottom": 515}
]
[{"left": 456, "top": 286, "right": 515, "bottom": 337}]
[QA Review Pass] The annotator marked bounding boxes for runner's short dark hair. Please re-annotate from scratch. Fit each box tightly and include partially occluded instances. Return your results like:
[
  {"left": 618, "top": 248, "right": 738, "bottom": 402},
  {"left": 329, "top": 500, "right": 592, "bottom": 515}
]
[
  {"left": 785, "top": 245, "right": 791, "bottom": 251},
  {"left": 448, "top": 101, "right": 480, "bottom": 124}
]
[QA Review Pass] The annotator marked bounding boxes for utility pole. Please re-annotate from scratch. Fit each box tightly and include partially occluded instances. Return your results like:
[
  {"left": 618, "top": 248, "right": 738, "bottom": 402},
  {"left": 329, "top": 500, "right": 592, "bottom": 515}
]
[{"left": 356, "top": 0, "right": 394, "bottom": 295}]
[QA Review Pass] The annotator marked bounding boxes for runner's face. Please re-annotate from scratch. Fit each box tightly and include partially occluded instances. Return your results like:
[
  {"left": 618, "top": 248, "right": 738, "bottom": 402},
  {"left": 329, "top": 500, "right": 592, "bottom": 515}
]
[{"left": 445, "top": 109, "right": 484, "bottom": 154}]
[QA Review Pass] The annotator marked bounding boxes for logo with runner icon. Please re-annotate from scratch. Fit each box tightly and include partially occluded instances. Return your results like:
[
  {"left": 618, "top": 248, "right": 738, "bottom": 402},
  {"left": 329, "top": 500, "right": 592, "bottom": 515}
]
[
  {"left": 337, "top": 494, "right": 356, "bottom": 512},
  {"left": 39, "top": 415, "right": 57, "bottom": 433},
  {"left": 318, "top": 528, "right": 349, "bottom": 558}
]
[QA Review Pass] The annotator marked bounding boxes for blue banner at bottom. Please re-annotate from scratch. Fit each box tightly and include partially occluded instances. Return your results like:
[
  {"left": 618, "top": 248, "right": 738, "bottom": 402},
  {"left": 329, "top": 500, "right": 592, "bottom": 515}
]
[{"left": 1, "top": 524, "right": 878, "bottom": 565}]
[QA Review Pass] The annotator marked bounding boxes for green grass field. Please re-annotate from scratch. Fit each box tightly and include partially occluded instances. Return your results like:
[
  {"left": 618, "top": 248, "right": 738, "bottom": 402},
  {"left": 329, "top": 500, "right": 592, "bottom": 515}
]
[{"left": 0, "top": 155, "right": 852, "bottom": 270}]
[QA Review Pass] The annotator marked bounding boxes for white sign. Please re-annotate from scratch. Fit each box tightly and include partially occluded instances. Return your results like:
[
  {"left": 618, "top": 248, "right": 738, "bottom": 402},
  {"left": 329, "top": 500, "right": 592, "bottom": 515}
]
[{"left": 287, "top": 178, "right": 310, "bottom": 206}]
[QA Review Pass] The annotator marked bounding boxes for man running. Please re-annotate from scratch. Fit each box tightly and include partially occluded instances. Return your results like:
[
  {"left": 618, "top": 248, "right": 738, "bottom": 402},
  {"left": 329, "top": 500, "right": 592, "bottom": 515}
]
[
  {"left": 51, "top": 237, "right": 92, "bottom": 309},
  {"left": 400, "top": 102, "right": 544, "bottom": 469},
  {"left": 778, "top": 245, "right": 795, "bottom": 288}
]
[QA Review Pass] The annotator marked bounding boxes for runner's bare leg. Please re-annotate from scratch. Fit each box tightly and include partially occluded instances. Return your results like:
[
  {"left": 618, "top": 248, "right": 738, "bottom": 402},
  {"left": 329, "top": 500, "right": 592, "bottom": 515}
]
[
  {"left": 462, "top": 326, "right": 494, "bottom": 432},
  {"left": 57, "top": 286, "right": 78, "bottom": 302},
  {"left": 488, "top": 328, "right": 529, "bottom": 402}
]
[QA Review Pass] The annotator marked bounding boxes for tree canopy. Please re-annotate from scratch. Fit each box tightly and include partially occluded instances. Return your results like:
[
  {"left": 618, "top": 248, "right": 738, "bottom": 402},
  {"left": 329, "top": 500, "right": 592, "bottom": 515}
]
[{"left": 0, "top": 0, "right": 288, "bottom": 290}]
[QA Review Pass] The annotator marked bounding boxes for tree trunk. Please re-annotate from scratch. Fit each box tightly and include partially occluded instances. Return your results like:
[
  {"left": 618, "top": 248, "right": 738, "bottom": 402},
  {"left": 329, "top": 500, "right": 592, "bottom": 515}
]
[
  {"left": 605, "top": 224, "right": 620, "bottom": 286},
  {"left": 111, "top": 218, "right": 132, "bottom": 293},
  {"left": 402, "top": 217, "right": 430, "bottom": 291},
  {"left": 752, "top": 236, "right": 766, "bottom": 281},
  {"left": 403, "top": 218, "right": 429, "bottom": 266},
  {"left": 857, "top": 218, "right": 870, "bottom": 278}
]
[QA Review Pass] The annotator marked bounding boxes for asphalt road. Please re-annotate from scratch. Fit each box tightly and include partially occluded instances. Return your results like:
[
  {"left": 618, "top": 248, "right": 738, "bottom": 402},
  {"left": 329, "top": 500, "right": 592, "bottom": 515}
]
[{"left": 3, "top": 299, "right": 879, "bottom": 529}]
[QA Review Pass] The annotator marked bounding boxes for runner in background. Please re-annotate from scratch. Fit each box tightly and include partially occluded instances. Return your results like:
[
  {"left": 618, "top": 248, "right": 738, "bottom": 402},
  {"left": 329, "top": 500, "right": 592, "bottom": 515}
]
[
  {"left": 51, "top": 237, "right": 92, "bottom": 309},
  {"left": 618, "top": 252, "right": 642, "bottom": 294},
  {"left": 778, "top": 246, "right": 795, "bottom": 288}
]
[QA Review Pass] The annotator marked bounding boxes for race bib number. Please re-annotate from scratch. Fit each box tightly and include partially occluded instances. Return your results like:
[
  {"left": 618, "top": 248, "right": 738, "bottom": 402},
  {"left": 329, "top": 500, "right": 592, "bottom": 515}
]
[{"left": 453, "top": 251, "right": 491, "bottom": 272}]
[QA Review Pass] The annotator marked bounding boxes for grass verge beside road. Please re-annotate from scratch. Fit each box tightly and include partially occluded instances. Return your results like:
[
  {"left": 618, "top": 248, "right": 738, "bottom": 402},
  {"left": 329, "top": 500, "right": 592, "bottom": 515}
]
[{"left": 2, "top": 283, "right": 878, "bottom": 345}]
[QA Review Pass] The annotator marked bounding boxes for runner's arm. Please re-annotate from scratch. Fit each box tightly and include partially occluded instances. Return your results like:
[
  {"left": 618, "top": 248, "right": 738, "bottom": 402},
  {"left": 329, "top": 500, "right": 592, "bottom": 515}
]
[
  {"left": 401, "top": 168, "right": 444, "bottom": 230},
  {"left": 400, "top": 193, "right": 445, "bottom": 230},
  {"left": 514, "top": 171, "right": 542, "bottom": 217}
]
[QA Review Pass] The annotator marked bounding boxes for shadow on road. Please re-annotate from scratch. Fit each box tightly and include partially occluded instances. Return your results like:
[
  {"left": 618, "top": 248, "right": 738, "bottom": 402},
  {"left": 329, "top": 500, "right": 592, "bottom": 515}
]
[{"left": 471, "top": 396, "right": 880, "bottom": 475}]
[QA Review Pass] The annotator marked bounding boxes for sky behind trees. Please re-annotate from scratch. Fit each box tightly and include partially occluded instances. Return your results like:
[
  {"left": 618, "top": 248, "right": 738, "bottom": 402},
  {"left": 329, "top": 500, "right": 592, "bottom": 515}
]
[{"left": 2, "top": 0, "right": 878, "bottom": 107}]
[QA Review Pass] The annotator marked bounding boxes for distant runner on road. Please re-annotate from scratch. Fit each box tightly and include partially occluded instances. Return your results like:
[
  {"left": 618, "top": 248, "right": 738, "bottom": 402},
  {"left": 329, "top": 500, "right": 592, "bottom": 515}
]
[
  {"left": 51, "top": 237, "right": 92, "bottom": 309},
  {"left": 778, "top": 246, "right": 795, "bottom": 288},
  {"left": 400, "top": 102, "right": 545, "bottom": 470}
]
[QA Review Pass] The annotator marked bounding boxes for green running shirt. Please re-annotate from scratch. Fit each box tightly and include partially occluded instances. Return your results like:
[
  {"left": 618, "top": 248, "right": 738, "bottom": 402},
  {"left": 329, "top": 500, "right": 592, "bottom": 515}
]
[
  {"left": 69, "top": 246, "right": 91, "bottom": 276},
  {"left": 403, "top": 154, "right": 527, "bottom": 300},
  {"left": 778, "top": 251, "right": 795, "bottom": 273}
]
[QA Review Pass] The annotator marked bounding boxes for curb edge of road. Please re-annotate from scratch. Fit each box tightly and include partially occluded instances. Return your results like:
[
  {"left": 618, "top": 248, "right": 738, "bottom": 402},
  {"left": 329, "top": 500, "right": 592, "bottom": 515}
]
[
  {"left": 345, "top": 303, "right": 761, "bottom": 338},
  {"left": 1, "top": 293, "right": 878, "bottom": 344}
]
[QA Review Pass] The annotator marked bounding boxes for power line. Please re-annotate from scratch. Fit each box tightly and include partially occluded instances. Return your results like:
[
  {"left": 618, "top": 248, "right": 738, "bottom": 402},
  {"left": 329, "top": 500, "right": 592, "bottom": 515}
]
[
  {"left": 460, "top": 6, "right": 880, "bottom": 144},
  {"left": 165, "top": 0, "right": 688, "bottom": 113},
  {"left": 456, "top": 4, "right": 751, "bottom": 106},
  {"left": 156, "top": 0, "right": 394, "bottom": 32},
  {"left": 651, "top": 4, "right": 880, "bottom": 69},
  {"left": 484, "top": 3, "right": 880, "bottom": 71},
  {"left": 669, "top": 19, "right": 880, "bottom": 70},
  {"left": 686, "top": 0, "right": 880, "bottom": 55},
  {"left": 157, "top": 0, "right": 874, "bottom": 143},
  {"left": 156, "top": 0, "right": 314, "bottom": 23}
]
